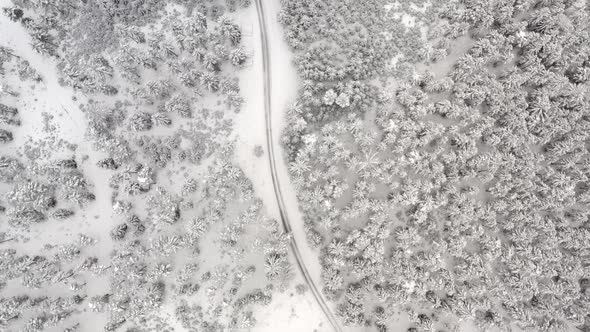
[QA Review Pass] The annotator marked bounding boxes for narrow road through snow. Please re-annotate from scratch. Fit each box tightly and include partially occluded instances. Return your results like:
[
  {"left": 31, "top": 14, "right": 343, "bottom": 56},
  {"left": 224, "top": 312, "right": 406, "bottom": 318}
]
[{"left": 253, "top": 1, "right": 343, "bottom": 331}]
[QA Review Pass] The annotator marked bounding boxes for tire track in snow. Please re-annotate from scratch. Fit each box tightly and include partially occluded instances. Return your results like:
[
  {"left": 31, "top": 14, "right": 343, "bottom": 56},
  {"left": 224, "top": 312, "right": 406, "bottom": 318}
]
[{"left": 253, "top": 1, "right": 343, "bottom": 331}]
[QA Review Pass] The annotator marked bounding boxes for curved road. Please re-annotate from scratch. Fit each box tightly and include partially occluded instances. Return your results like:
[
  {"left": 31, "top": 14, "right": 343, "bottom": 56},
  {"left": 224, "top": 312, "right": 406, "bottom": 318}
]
[{"left": 253, "top": 1, "right": 343, "bottom": 332}]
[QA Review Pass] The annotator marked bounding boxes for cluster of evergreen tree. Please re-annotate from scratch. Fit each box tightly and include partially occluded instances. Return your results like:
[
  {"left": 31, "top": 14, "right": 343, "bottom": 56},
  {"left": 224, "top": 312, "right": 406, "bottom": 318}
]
[
  {"left": 281, "top": 0, "right": 590, "bottom": 331},
  {"left": 0, "top": 0, "right": 294, "bottom": 331}
]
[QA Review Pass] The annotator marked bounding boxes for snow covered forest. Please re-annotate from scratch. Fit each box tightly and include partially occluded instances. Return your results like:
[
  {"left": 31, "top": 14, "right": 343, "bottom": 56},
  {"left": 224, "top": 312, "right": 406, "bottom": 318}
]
[{"left": 1, "top": 0, "right": 590, "bottom": 331}]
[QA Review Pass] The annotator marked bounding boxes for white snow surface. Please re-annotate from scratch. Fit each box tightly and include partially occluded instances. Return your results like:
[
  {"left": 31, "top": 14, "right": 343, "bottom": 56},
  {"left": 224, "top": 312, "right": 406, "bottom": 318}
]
[
  {"left": 0, "top": 0, "right": 116, "bottom": 268},
  {"left": 0, "top": 2, "right": 115, "bottom": 329},
  {"left": 233, "top": 2, "right": 337, "bottom": 331},
  {"left": 0, "top": 0, "right": 334, "bottom": 330}
]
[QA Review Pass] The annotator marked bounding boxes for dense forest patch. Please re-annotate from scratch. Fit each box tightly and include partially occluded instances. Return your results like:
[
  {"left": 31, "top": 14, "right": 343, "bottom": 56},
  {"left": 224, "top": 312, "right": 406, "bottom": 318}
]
[{"left": 281, "top": 0, "right": 590, "bottom": 331}]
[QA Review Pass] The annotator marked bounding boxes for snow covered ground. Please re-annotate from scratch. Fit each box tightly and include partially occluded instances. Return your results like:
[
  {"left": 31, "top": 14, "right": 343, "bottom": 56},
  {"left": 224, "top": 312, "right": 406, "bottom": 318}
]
[
  {"left": 0, "top": 0, "right": 336, "bottom": 331},
  {"left": 0, "top": 0, "right": 116, "bottom": 271},
  {"left": 233, "top": 2, "right": 336, "bottom": 331},
  {"left": 0, "top": 3, "right": 115, "bottom": 329},
  {"left": 260, "top": 3, "right": 349, "bottom": 331}
]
